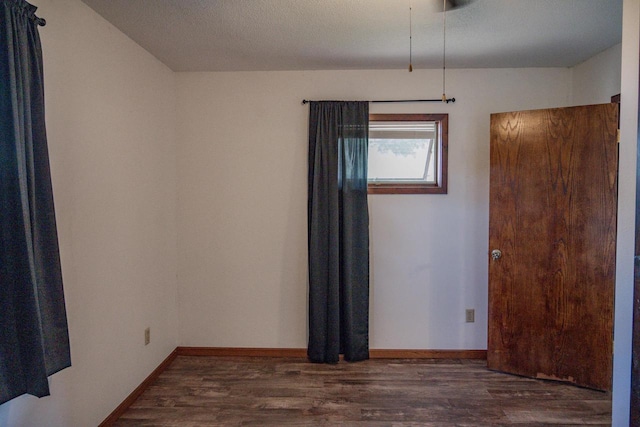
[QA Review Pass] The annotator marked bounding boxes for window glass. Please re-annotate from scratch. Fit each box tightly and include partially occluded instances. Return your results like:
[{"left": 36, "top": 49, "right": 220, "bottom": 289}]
[
  {"left": 368, "top": 121, "right": 438, "bottom": 184},
  {"left": 368, "top": 114, "right": 448, "bottom": 194}
]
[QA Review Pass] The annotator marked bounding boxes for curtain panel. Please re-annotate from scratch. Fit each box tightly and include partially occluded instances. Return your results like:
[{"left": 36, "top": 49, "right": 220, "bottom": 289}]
[
  {"left": 0, "top": 0, "right": 71, "bottom": 404},
  {"left": 307, "top": 101, "right": 370, "bottom": 363}
]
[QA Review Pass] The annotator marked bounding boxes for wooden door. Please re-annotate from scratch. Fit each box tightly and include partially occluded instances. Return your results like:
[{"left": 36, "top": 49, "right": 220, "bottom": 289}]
[{"left": 488, "top": 104, "right": 618, "bottom": 391}]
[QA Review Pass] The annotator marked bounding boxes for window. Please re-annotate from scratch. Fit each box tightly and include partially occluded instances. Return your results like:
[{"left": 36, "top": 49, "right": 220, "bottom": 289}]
[{"left": 368, "top": 114, "right": 448, "bottom": 194}]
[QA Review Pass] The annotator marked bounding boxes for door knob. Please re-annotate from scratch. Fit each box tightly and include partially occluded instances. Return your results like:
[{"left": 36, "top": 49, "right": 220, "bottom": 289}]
[{"left": 491, "top": 249, "right": 502, "bottom": 260}]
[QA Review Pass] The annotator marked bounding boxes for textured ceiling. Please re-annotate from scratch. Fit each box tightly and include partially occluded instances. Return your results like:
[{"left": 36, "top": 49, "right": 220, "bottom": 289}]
[{"left": 79, "top": 0, "right": 623, "bottom": 72}]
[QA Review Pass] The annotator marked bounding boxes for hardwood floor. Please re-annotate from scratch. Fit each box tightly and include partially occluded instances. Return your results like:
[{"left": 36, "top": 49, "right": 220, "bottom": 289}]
[{"left": 113, "top": 356, "right": 611, "bottom": 426}]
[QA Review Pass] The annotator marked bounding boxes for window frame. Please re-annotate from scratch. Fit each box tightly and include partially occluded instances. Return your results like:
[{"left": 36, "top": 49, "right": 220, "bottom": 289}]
[{"left": 367, "top": 113, "right": 448, "bottom": 195}]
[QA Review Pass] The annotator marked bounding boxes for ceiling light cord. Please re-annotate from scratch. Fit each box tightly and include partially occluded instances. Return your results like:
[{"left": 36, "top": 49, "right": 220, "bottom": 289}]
[
  {"left": 409, "top": 0, "right": 413, "bottom": 72},
  {"left": 442, "top": 0, "right": 447, "bottom": 102}
]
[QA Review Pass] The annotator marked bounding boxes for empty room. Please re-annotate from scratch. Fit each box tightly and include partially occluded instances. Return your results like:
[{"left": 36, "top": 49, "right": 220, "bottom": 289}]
[{"left": 1, "top": 0, "right": 639, "bottom": 425}]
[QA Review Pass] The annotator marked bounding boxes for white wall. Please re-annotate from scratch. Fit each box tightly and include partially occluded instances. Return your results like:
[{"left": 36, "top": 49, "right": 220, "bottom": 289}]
[
  {"left": 176, "top": 68, "right": 572, "bottom": 350},
  {"left": 0, "top": 0, "right": 178, "bottom": 426},
  {"left": 612, "top": 0, "right": 639, "bottom": 425},
  {"left": 572, "top": 43, "right": 622, "bottom": 105}
]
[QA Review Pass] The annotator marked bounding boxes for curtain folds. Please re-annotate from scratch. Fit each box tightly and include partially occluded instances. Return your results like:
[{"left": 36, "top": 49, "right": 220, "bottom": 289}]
[
  {"left": 307, "top": 101, "right": 370, "bottom": 363},
  {"left": 0, "top": 0, "right": 71, "bottom": 404}
]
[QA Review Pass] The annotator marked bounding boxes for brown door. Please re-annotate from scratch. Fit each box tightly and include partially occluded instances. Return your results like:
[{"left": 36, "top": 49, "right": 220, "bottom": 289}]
[{"left": 488, "top": 104, "right": 618, "bottom": 391}]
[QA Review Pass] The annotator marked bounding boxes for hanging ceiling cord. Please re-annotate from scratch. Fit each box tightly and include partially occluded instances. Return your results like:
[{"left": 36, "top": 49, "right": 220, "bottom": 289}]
[
  {"left": 442, "top": 0, "right": 447, "bottom": 101},
  {"left": 409, "top": 0, "right": 413, "bottom": 72}
]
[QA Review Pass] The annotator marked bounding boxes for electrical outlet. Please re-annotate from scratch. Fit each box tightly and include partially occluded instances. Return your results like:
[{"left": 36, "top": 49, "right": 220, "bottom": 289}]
[
  {"left": 144, "top": 327, "right": 150, "bottom": 345},
  {"left": 465, "top": 309, "right": 475, "bottom": 323}
]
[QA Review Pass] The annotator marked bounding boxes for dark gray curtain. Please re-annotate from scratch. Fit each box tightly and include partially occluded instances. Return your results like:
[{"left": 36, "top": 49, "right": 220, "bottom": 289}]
[
  {"left": 307, "top": 101, "right": 370, "bottom": 363},
  {"left": 0, "top": 0, "right": 71, "bottom": 404}
]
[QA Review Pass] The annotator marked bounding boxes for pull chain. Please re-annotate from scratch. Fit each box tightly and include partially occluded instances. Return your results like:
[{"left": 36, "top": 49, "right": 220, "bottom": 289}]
[
  {"left": 442, "top": 0, "right": 447, "bottom": 101},
  {"left": 409, "top": 0, "right": 413, "bottom": 72}
]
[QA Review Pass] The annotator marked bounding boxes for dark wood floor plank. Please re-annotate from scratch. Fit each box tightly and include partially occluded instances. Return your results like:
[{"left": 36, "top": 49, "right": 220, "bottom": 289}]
[{"left": 113, "top": 356, "right": 611, "bottom": 426}]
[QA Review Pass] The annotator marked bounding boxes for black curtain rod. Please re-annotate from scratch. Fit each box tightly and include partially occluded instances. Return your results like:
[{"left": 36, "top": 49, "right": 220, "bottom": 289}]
[{"left": 301, "top": 98, "right": 455, "bottom": 105}]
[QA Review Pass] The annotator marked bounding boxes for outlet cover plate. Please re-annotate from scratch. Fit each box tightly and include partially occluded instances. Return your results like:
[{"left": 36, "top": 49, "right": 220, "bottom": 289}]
[{"left": 465, "top": 309, "right": 475, "bottom": 323}]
